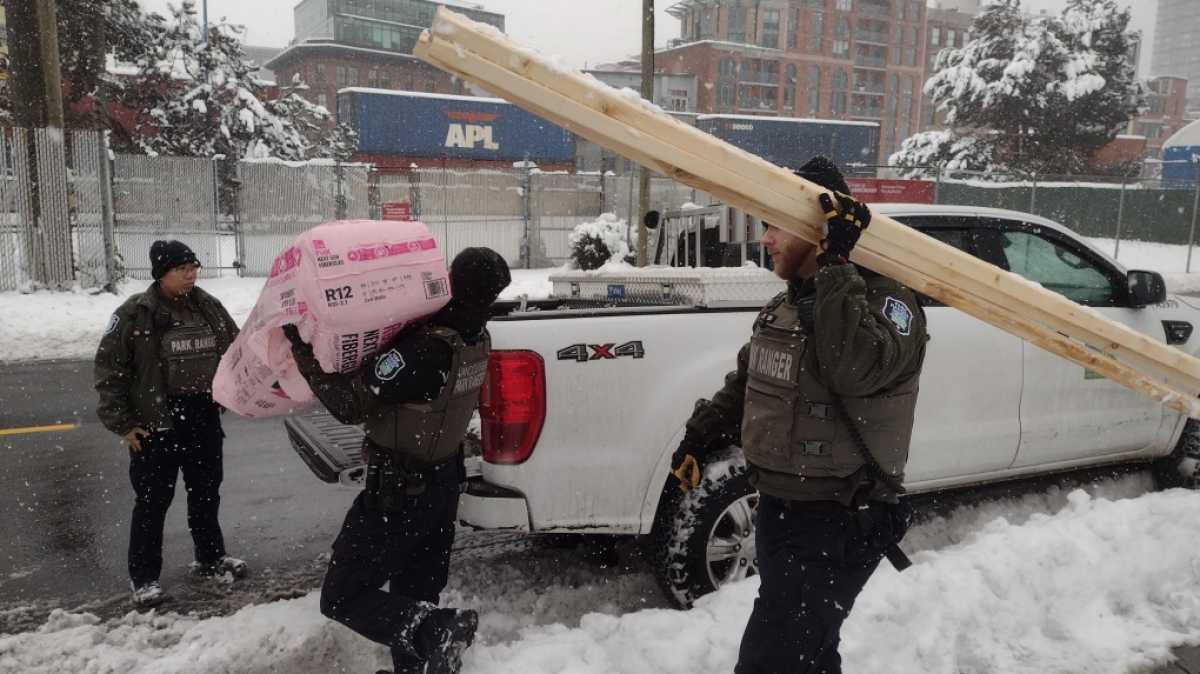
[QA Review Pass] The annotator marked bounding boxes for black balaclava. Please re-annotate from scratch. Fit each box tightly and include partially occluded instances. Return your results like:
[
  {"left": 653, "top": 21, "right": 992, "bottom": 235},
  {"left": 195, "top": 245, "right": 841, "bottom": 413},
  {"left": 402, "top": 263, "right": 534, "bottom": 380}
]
[{"left": 433, "top": 247, "right": 512, "bottom": 339}]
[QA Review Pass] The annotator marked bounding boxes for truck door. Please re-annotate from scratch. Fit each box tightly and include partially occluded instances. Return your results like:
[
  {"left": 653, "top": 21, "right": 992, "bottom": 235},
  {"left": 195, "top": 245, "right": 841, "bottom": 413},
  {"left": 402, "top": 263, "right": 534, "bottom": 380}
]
[
  {"left": 896, "top": 215, "right": 1024, "bottom": 482},
  {"left": 977, "top": 220, "right": 1168, "bottom": 467}
]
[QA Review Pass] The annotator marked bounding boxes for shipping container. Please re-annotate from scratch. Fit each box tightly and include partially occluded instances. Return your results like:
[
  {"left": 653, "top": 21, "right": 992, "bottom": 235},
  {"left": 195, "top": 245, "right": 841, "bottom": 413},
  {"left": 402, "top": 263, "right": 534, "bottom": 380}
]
[
  {"left": 696, "top": 114, "right": 880, "bottom": 173},
  {"left": 338, "top": 88, "right": 576, "bottom": 164},
  {"left": 1162, "top": 119, "right": 1200, "bottom": 189}
]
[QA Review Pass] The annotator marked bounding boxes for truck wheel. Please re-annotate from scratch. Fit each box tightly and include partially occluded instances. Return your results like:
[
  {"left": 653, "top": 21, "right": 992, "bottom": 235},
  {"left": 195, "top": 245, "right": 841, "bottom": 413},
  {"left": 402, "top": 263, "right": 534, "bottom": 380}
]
[
  {"left": 1154, "top": 419, "right": 1200, "bottom": 490},
  {"left": 653, "top": 448, "right": 758, "bottom": 608}
]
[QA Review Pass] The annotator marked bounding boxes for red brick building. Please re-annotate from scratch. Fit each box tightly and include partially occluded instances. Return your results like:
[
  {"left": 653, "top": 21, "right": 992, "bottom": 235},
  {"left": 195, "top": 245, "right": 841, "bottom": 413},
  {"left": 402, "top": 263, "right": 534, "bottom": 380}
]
[
  {"left": 266, "top": 41, "right": 469, "bottom": 114},
  {"left": 660, "top": 0, "right": 928, "bottom": 163},
  {"left": 1129, "top": 76, "right": 1194, "bottom": 160},
  {"left": 265, "top": 0, "right": 505, "bottom": 116}
]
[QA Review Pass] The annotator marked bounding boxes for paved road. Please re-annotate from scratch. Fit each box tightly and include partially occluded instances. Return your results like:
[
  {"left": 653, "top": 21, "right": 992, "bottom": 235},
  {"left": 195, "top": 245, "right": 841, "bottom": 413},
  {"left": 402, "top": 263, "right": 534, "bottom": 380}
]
[{"left": 0, "top": 359, "right": 357, "bottom": 629}]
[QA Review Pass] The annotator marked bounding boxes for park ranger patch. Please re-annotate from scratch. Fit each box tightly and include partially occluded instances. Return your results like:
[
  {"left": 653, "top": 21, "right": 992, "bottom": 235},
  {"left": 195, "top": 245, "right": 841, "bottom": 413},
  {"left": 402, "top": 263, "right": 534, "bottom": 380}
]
[
  {"left": 883, "top": 297, "right": 913, "bottom": 336},
  {"left": 374, "top": 349, "right": 405, "bottom": 382},
  {"left": 105, "top": 314, "right": 120, "bottom": 336}
]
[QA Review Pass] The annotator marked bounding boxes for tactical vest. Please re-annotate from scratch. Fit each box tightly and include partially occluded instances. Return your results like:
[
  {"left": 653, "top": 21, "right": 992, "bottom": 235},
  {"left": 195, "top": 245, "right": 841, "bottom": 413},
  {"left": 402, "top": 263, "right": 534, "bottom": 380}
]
[
  {"left": 364, "top": 326, "right": 491, "bottom": 467},
  {"left": 158, "top": 322, "right": 221, "bottom": 396},
  {"left": 741, "top": 294, "right": 918, "bottom": 488}
]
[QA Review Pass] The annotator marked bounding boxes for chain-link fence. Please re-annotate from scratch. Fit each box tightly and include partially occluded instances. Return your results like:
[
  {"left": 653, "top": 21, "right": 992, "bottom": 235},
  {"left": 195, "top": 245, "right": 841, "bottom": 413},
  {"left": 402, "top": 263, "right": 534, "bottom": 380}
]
[
  {"left": 912, "top": 167, "right": 1200, "bottom": 270},
  {"left": 4, "top": 127, "right": 1200, "bottom": 290},
  {"left": 0, "top": 132, "right": 34, "bottom": 291},
  {"left": 237, "top": 161, "right": 372, "bottom": 276}
]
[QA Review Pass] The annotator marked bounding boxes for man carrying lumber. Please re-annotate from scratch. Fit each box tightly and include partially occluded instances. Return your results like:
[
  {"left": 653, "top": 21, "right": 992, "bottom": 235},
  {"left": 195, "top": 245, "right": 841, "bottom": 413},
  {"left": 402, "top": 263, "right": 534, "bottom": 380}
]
[{"left": 671, "top": 156, "right": 928, "bottom": 674}]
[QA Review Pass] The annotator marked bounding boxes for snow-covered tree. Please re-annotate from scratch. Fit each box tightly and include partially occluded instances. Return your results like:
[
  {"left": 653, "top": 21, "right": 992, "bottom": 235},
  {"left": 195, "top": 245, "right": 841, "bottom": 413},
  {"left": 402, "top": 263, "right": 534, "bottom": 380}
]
[
  {"left": 269, "top": 76, "right": 360, "bottom": 161},
  {"left": 891, "top": 0, "right": 1143, "bottom": 177},
  {"left": 132, "top": 1, "right": 354, "bottom": 161}
]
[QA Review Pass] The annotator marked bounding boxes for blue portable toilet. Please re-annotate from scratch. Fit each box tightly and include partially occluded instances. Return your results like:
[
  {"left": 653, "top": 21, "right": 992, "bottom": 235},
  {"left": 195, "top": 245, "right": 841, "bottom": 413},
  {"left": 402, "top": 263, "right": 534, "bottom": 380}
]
[{"left": 1162, "top": 118, "right": 1200, "bottom": 188}]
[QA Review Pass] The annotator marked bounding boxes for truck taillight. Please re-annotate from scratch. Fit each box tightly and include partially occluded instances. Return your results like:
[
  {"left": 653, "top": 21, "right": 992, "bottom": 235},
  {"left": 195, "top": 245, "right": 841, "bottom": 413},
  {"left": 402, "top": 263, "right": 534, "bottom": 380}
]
[{"left": 480, "top": 350, "right": 545, "bottom": 465}]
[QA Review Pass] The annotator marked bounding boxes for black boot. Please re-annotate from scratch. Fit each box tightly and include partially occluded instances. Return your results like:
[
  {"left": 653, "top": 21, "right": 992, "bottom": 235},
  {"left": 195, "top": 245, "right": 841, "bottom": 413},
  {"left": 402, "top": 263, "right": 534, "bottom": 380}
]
[{"left": 415, "top": 608, "right": 479, "bottom": 674}]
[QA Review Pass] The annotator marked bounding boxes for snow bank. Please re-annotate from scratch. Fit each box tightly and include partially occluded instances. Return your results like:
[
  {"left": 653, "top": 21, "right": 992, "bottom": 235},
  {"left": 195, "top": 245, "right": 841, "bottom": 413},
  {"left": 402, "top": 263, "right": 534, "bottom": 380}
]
[
  {"left": 0, "top": 270, "right": 557, "bottom": 363},
  {"left": 3, "top": 488, "right": 1198, "bottom": 674}
]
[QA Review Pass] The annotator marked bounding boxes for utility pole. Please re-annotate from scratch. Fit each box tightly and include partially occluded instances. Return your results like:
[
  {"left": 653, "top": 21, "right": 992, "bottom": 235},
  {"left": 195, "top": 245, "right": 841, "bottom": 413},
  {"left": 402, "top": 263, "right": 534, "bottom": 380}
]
[
  {"left": 637, "top": 0, "right": 654, "bottom": 266},
  {"left": 35, "top": 0, "right": 65, "bottom": 129},
  {"left": 7, "top": 0, "right": 65, "bottom": 128}
]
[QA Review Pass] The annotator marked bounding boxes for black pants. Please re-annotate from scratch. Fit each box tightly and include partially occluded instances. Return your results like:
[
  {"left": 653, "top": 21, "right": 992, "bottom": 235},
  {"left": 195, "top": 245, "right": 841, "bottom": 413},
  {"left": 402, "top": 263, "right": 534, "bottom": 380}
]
[
  {"left": 128, "top": 400, "right": 226, "bottom": 587},
  {"left": 735, "top": 495, "right": 910, "bottom": 674},
  {"left": 319, "top": 459, "right": 461, "bottom": 674}
]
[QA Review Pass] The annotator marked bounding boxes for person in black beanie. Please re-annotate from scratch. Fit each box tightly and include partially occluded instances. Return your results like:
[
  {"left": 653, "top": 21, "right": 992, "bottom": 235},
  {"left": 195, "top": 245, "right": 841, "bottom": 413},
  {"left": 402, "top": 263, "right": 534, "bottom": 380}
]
[
  {"left": 283, "top": 246, "right": 511, "bottom": 674},
  {"left": 669, "top": 157, "right": 928, "bottom": 674},
  {"left": 95, "top": 240, "right": 247, "bottom": 608}
]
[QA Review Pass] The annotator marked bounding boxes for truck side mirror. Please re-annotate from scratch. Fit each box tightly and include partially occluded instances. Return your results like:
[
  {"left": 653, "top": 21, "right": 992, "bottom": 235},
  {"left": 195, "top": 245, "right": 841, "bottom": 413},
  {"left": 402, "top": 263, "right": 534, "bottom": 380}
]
[{"left": 1128, "top": 270, "right": 1167, "bottom": 308}]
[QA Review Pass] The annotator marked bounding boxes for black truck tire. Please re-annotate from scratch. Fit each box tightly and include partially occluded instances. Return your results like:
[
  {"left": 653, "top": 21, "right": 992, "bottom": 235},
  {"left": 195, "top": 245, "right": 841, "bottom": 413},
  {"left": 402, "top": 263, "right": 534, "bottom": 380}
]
[
  {"left": 1153, "top": 419, "right": 1200, "bottom": 490},
  {"left": 653, "top": 448, "right": 759, "bottom": 608}
]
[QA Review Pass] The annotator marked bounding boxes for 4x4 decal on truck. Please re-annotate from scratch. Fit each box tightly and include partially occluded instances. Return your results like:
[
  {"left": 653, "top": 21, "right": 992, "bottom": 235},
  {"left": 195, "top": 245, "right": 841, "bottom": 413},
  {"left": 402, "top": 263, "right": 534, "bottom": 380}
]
[{"left": 557, "top": 341, "right": 645, "bottom": 363}]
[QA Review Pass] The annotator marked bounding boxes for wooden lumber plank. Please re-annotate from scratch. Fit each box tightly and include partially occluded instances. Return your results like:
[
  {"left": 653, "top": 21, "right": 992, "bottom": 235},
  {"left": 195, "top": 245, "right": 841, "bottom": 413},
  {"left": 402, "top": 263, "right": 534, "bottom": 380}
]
[
  {"left": 417, "top": 22, "right": 1200, "bottom": 393},
  {"left": 413, "top": 15, "right": 1200, "bottom": 416}
]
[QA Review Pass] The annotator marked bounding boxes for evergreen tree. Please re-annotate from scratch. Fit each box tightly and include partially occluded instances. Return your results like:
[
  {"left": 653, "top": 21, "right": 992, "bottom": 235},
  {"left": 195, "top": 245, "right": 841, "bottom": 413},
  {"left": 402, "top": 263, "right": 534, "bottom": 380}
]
[
  {"left": 891, "top": 0, "right": 1143, "bottom": 177},
  {"left": 2, "top": 0, "right": 355, "bottom": 161}
]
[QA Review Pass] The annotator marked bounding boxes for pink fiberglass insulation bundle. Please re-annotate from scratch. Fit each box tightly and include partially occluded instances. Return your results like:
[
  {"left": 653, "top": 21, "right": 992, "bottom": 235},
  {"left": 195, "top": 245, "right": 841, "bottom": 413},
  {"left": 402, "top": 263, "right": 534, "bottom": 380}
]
[{"left": 214, "top": 220, "right": 451, "bottom": 418}]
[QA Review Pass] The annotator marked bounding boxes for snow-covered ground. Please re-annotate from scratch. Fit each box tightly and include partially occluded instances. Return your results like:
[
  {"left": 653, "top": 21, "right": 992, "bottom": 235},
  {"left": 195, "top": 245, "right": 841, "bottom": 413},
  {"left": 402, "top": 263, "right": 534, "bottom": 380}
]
[
  {"left": 2, "top": 474, "right": 1197, "bottom": 674},
  {"left": 5, "top": 237, "right": 1200, "bottom": 363}
]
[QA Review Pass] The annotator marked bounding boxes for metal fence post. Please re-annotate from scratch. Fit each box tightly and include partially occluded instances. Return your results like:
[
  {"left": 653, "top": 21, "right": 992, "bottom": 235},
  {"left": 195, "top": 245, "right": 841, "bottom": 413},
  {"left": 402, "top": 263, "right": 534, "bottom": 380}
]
[
  {"left": 1188, "top": 170, "right": 1200, "bottom": 274},
  {"left": 334, "top": 160, "right": 348, "bottom": 220},
  {"left": 1029, "top": 172, "right": 1038, "bottom": 214},
  {"left": 367, "top": 166, "right": 380, "bottom": 220},
  {"left": 521, "top": 162, "right": 533, "bottom": 269},
  {"left": 408, "top": 164, "right": 422, "bottom": 221},
  {"left": 98, "top": 131, "right": 118, "bottom": 292},
  {"left": 231, "top": 159, "right": 245, "bottom": 277},
  {"left": 600, "top": 156, "right": 609, "bottom": 214},
  {"left": 1113, "top": 176, "right": 1127, "bottom": 260},
  {"left": 933, "top": 164, "right": 942, "bottom": 204}
]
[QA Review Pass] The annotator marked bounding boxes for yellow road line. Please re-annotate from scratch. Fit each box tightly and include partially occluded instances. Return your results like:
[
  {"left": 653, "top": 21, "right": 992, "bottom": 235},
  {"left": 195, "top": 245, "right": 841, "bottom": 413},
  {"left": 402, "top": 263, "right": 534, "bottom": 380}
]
[{"left": 0, "top": 423, "right": 79, "bottom": 437}]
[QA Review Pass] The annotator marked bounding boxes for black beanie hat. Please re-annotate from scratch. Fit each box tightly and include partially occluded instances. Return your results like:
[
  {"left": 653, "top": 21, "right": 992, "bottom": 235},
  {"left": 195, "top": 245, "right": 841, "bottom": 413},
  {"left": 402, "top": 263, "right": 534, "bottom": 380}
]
[
  {"left": 794, "top": 155, "right": 851, "bottom": 195},
  {"left": 449, "top": 247, "right": 511, "bottom": 306},
  {"left": 150, "top": 240, "right": 200, "bottom": 280}
]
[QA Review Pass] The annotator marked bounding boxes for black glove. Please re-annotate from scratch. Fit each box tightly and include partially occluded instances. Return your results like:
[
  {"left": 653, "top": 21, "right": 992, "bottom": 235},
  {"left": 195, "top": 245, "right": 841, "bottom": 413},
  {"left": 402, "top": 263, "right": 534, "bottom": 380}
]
[
  {"left": 281, "top": 323, "right": 304, "bottom": 347},
  {"left": 670, "top": 442, "right": 702, "bottom": 492},
  {"left": 817, "top": 191, "right": 871, "bottom": 266}
]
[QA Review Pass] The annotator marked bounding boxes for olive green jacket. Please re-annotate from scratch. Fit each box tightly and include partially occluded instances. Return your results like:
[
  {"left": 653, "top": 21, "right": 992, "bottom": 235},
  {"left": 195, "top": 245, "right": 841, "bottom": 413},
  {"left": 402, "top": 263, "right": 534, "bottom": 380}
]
[
  {"left": 685, "top": 263, "right": 928, "bottom": 502},
  {"left": 94, "top": 284, "right": 238, "bottom": 436}
]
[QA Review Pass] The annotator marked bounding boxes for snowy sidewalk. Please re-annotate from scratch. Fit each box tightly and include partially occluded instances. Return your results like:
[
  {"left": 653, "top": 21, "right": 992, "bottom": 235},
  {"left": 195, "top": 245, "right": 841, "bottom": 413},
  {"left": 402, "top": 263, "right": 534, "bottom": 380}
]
[{"left": 1, "top": 482, "right": 1198, "bottom": 674}]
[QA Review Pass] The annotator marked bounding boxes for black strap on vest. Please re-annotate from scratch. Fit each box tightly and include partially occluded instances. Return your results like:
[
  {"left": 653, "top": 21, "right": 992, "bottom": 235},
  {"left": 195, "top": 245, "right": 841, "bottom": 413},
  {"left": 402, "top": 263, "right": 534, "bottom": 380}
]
[{"left": 830, "top": 396, "right": 912, "bottom": 572}]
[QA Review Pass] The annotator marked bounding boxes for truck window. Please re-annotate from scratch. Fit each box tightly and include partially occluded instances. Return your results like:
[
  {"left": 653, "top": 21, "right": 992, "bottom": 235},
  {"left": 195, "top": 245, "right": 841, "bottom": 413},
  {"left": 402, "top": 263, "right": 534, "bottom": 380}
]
[
  {"left": 892, "top": 215, "right": 974, "bottom": 307},
  {"left": 997, "top": 230, "right": 1123, "bottom": 307}
]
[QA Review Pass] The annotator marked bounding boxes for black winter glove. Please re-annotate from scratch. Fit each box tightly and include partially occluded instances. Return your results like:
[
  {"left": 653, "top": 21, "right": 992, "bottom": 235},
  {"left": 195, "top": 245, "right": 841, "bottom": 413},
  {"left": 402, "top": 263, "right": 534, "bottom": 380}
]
[
  {"left": 817, "top": 191, "right": 871, "bottom": 266},
  {"left": 281, "top": 323, "right": 304, "bottom": 348}
]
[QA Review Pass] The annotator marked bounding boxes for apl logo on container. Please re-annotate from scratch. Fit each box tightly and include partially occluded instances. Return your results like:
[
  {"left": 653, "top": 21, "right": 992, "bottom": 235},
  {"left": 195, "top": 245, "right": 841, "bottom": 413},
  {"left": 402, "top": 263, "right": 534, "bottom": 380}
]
[{"left": 444, "top": 109, "right": 501, "bottom": 151}]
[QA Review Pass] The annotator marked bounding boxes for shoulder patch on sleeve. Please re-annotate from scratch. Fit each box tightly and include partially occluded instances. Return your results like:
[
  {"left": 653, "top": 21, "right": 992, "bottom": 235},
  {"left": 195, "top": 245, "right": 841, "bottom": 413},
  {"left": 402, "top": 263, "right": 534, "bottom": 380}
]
[
  {"left": 105, "top": 314, "right": 120, "bottom": 336},
  {"left": 374, "top": 349, "right": 406, "bottom": 381},
  {"left": 883, "top": 297, "right": 914, "bottom": 336}
]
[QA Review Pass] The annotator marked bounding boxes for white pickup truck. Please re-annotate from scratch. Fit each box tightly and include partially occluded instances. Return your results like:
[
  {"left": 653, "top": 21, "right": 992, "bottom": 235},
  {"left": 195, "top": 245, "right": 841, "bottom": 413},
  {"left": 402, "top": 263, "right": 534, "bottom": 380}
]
[{"left": 286, "top": 203, "right": 1200, "bottom": 607}]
